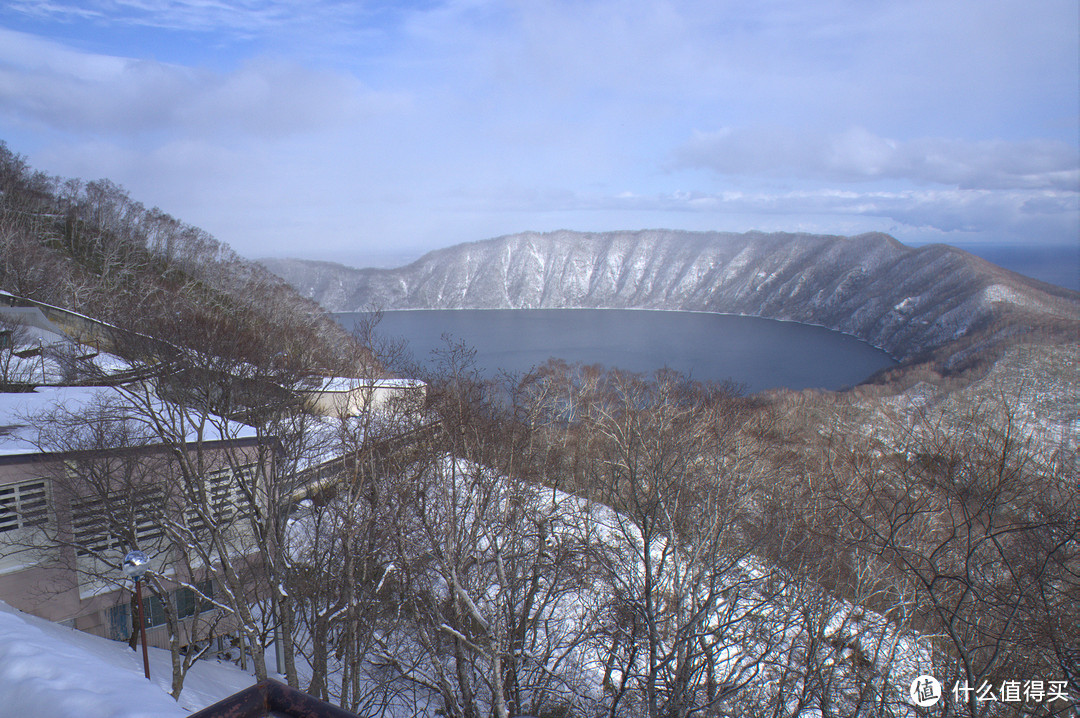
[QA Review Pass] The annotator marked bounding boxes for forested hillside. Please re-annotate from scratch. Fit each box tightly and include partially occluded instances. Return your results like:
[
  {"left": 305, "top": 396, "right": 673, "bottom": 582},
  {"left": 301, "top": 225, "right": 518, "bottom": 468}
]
[{"left": 0, "top": 141, "right": 357, "bottom": 375}]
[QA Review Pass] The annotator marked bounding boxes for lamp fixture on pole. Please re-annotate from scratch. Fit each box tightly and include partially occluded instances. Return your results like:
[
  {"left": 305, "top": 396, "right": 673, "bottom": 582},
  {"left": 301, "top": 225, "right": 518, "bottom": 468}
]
[{"left": 122, "top": 550, "right": 152, "bottom": 681}]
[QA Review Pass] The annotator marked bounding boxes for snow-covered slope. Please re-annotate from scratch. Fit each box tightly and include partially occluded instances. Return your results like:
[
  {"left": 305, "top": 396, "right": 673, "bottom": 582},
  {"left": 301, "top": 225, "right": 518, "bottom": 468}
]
[
  {"left": 0, "top": 600, "right": 257, "bottom": 718},
  {"left": 261, "top": 231, "right": 1080, "bottom": 362}
]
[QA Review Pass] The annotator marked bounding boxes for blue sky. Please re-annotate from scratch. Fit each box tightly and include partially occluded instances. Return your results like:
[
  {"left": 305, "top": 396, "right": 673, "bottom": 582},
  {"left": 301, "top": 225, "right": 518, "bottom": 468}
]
[{"left": 0, "top": 0, "right": 1077, "bottom": 266}]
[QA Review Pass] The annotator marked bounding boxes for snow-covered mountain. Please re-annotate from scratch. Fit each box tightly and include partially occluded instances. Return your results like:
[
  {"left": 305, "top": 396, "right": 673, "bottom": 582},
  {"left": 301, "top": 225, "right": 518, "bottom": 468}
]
[{"left": 261, "top": 230, "right": 1080, "bottom": 362}]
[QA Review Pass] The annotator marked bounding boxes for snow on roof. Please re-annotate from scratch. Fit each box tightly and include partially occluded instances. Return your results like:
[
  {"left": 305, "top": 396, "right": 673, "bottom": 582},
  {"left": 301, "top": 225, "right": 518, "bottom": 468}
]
[
  {"left": 0, "top": 385, "right": 258, "bottom": 458},
  {"left": 0, "top": 600, "right": 257, "bottom": 717},
  {"left": 0, "top": 293, "right": 124, "bottom": 336},
  {"left": 0, "top": 387, "right": 85, "bottom": 456},
  {"left": 310, "top": 376, "right": 425, "bottom": 393},
  {"left": 84, "top": 351, "right": 134, "bottom": 375},
  {"left": 0, "top": 305, "right": 66, "bottom": 345}
]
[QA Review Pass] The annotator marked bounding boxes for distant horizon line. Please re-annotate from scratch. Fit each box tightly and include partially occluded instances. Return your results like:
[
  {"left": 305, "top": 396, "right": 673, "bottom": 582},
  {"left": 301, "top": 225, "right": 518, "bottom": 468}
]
[{"left": 257, "top": 233, "right": 1080, "bottom": 293}]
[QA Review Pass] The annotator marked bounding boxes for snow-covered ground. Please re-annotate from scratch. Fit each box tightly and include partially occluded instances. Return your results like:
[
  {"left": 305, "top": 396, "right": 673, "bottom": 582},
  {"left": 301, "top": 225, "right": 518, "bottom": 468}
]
[
  {"left": 284, "top": 458, "right": 935, "bottom": 716},
  {"left": 0, "top": 452, "right": 937, "bottom": 718},
  {"left": 0, "top": 600, "right": 259, "bottom": 717}
]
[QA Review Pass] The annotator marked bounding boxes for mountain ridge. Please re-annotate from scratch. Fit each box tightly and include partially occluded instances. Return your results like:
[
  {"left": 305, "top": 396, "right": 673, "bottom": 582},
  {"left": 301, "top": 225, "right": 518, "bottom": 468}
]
[{"left": 260, "top": 230, "right": 1080, "bottom": 365}]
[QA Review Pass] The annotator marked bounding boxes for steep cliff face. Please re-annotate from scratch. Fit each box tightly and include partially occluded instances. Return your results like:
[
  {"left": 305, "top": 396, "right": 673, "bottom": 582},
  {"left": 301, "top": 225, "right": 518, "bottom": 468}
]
[{"left": 261, "top": 230, "right": 1079, "bottom": 362}]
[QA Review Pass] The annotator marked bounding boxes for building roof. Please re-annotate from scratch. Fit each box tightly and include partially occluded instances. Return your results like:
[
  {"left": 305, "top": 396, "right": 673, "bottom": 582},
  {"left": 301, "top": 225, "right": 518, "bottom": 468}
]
[
  {"left": 307, "top": 376, "right": 425, "bottom": 393},
  {"left": 0, "top": 385, "right": 258, "bottom": 458},
  {"left": 0, "top": 304, "right": 67, "bottom": 346},
  {"left": 187, "top": 679, "right": 363, "bottom": 718}
]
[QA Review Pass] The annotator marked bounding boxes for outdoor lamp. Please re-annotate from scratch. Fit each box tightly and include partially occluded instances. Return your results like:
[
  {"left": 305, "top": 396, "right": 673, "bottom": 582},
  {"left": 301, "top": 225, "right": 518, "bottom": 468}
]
[
  {"left": 122, "top": 550, "right": 149, "bottom": 580},
  {"left": 122, "top": 550, "right": 152, "bottom": 681}
]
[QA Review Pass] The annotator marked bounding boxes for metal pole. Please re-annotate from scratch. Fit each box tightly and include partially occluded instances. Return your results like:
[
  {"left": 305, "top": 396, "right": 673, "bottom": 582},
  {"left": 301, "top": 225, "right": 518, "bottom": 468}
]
[{"left": 135, "top": 578, "right": 151, "bottom": 681}]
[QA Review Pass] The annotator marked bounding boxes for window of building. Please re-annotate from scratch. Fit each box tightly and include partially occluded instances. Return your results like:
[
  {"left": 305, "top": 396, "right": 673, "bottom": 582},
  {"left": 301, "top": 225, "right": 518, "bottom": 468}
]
[
  {"left": 144, "top": 592, "right": 167, "bottom": 628},
  {"left": 106, "top": 601, "right": 129, "bottom": 640},
  {"left": 176, "top": 579, "right": 215, "bottom": 619},
  {"left": 106, "top": 579, "right": 216, "bottom": 638},
  {"left": 0, "top": 479, "right": 48, "bottom": 534}
]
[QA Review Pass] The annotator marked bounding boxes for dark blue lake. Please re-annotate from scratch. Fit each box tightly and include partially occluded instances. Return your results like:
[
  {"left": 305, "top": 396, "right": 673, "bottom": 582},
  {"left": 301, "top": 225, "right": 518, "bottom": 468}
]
[{"left": 336, "top": 309, "right": 896, "bottom": 393}]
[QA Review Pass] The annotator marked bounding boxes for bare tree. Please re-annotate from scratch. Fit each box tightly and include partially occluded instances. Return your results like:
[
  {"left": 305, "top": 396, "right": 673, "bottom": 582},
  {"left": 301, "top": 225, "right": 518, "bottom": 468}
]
[
  {"left": 512, "top": 363, "right": 796, "bottom": 718},
  {"left": 0, "top": 314, "right": 37, "bottom": 388},
  {"left": 824, "top": 395, "right": 1079, "bottom": 717},
  {"left": 19, "top": 391, "right": 227, "bottom": 698},
  {"left": 64, "top": 290, "right": 342, "bottom": 685},
  {"left": 297, "top": 342, "right": 609, "bottom": 718}
]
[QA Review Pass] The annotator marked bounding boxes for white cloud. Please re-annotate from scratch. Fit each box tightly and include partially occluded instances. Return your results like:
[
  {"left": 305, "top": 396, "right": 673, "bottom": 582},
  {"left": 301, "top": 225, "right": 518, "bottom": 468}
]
[
  {"left": 0, "top": 1, "right": 1075, "bottom": 260},
  {"left": 6, "top": 0, "right": 302, "bottom": 34},
  {"left": 466, "top": 185, "right": 1078, "bottom": 241},
  {"left": 674, "top": 127, "right": 1080, "bottom": 192},
  {"left": 0, "top": 28, "right": 404, "bottom": 138}
]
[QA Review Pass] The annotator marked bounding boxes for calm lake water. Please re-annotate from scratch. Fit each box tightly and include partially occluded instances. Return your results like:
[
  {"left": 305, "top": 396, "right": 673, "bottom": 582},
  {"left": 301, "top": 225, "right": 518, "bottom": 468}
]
[{"left": 336, "top": 309, "right": 897, "bottom": 393}]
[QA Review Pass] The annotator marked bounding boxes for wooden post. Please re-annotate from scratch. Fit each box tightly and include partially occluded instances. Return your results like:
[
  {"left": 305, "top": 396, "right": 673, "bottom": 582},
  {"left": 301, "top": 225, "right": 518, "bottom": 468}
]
[{"left": 135, "top": 579, "right": 151, "bottom": 681}]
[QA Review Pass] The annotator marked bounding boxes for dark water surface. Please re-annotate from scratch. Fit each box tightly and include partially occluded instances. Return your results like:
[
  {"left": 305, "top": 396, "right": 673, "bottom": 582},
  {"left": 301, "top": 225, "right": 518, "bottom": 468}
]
[
  {"left": 957, "top": 243, "right": 1079, "bottom": 292},
  {"left": 909, "top": 242, "right": 1079, "bottom": 292},
  {"left": 336, "top": 309, "right": 897, "bottom": 393}
]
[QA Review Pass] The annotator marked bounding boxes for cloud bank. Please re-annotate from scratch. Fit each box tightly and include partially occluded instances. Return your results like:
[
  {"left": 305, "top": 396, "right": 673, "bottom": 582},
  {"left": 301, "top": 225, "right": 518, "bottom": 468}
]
[
  {"left": 0, "top": 28, "right": 402, "bottom": 138},
  {"left": 0, "top": 0, "right": 1075, "bottom": 262},
  {"left": 674, "top": 127, "right": 1080, "bottom": 192}
]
